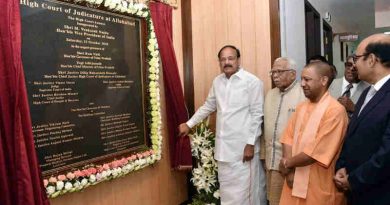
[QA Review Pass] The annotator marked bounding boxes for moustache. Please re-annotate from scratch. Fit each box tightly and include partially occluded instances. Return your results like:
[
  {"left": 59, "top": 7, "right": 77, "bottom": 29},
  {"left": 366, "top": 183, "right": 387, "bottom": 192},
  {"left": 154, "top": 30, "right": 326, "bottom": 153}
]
[{"left": 224, "top": 64, "right": 233, "bottom": 68}]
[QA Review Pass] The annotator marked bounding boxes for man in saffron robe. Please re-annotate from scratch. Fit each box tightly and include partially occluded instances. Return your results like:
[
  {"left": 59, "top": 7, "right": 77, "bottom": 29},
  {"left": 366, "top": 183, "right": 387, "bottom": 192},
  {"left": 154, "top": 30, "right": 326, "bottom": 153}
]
[{"left": 278, "top": 62, "right": 348, "bottom": 205}]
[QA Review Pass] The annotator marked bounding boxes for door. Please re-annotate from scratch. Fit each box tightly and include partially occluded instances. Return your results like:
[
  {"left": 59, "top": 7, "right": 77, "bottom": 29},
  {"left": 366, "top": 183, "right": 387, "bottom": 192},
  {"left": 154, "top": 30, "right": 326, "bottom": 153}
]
[
  {"left": 305, "top": 0, "right": 321, "bottom": 63},
  {"left": 323, "top": 20, "right": 333, "bottom": 64}
]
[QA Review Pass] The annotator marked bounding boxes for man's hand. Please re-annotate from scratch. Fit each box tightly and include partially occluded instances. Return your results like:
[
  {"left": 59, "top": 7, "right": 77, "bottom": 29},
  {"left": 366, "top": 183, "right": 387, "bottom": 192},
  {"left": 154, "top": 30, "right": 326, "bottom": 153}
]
[
  {"left": 279, "top": 158, "right": 292, "bottom": 176},
  {"left": 334, "top": 168, "right": 350, "bottom": 191},
  {"left": 178, "top": 123, "right": 190, "bottom": 137},
  {"left": 338, "top": 96, "right": 355, "bottom": 113},
  {"left": 286, "top": 170, "right": 295, "bottom": 189},
  {"left": 242, "top": 144, "right": 254, "bottom": 162}
]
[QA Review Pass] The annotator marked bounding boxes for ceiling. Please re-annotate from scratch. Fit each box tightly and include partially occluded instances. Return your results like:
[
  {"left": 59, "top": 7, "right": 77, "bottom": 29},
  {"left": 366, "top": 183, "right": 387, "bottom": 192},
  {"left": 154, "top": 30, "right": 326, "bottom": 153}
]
[{"left": 312, "top": 0, "right": 390, "bottom": 39}]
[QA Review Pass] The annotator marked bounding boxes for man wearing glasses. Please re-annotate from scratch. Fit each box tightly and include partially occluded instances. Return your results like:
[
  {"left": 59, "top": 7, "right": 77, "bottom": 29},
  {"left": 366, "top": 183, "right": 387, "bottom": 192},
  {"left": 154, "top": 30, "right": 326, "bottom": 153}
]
[
  {"left": 329, "top": 55, "right": 369, "bottom": 116},
  {"left": 263, "top": 57, "right": 305, "bottom": 205},
  {"left": 334, "top": 33, "right": 390, "bottom": 205}
]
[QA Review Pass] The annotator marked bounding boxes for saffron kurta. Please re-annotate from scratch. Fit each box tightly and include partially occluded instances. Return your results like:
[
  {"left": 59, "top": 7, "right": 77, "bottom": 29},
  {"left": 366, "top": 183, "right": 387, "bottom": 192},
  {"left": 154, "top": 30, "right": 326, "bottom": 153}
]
[{"left": 279, "top": 92, "right": 348, "bottom": 205}]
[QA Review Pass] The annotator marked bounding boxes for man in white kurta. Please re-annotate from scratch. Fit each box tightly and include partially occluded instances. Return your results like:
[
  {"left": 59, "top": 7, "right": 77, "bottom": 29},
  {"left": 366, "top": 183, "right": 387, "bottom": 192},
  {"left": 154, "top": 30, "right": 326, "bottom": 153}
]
[
  {"left": 179, "top": 45, "right": 267, "bottom": 205},
  {"left": 263, "top": 57, "right": 305, "bottom": 205}
]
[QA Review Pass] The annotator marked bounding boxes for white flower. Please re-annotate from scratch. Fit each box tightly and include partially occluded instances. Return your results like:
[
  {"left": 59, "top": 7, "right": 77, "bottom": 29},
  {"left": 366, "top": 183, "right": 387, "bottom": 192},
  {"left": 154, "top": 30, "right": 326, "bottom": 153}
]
[
  {"left": 73, "top": 181, "right": 81, "bottom": 188},
  {"left": 56, "top": 181, "right": 64, "bottom": 191},
  {"left": 104, "top": 0, "right": 111, "bottom": 7},
  {"left": 142, "top": 12, "right": 148, "bottom": 17},
  {"left": 108, "top": 2, "right": 116, "bottom": 9},
  {"left": 100, "top": 170, "right": 108, "bottom": 178},
  {"left": 80, "top": 178, "right": 88, "bottom": 186},
  {"left": 89, "top": 174, "right": 96, "bottom": 183},
  {"left": 148, "top": 38, "right": 157, "bottom": 45},
  {"left": 152, "top": 50, "right": 159, "bottom": 57},
  {"left": 146, "top": 157, "right": 153, "bottom": 164},
  {"left": 121, "top": 1, "right": 128, "bottom": 12},
  {"left": 147, "top": 44, "right": 155, "bottom": 52},
  {"left": 47, "top": 186, "right": 55, "bottom": 195},
  {"left": 213, "top": 190, "right": 220, "bottom": 199},
  {"left": 64, "top": 182, "right": 73, "bottom": 190},
  {"left": 133, "top": 3, "right": 143, "bottom": 10},
  {"left": 114, "top": 4, "right": 121, "bottom": 11}
]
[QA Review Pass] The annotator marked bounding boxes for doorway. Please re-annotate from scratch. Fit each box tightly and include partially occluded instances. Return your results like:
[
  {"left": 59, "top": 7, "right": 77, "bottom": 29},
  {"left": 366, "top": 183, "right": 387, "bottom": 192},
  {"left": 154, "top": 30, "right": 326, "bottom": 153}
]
[
  {"left": 305, "top": 0, "right": 321, "bottom": 63},
  {"left": 323, "top": 20, "right": 333, "bottom": 64}
]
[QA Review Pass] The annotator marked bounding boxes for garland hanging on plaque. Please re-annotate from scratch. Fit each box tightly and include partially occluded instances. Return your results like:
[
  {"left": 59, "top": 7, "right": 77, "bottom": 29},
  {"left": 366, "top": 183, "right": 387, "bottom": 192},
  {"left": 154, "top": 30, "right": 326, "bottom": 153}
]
[{"left": 21, "top": 0, "right": 163, "bottom": 198}]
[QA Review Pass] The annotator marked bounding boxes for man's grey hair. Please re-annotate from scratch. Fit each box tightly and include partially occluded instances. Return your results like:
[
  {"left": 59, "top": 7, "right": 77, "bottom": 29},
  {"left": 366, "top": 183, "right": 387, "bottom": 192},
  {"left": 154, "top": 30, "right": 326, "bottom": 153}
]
[{"left": 274, "top": 57, "right": 297, "bottom": 70}]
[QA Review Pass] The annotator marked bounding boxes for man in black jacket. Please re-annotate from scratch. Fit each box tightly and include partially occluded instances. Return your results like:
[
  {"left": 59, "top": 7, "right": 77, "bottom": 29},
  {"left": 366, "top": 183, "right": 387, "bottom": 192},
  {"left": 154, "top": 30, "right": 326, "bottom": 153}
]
[{"left": 334, "top": 33, "right": 390, "bottom": 205}]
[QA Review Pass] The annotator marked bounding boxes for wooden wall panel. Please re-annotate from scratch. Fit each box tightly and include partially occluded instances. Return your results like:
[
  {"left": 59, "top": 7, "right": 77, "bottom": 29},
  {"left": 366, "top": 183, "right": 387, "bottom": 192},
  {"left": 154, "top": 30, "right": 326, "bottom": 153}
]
[
  {"left": 49, "top": 2, "right": 188, "bottom": 205},
  {"left": 240, "top": 0, "right": 257, "bottom": 74},
  {"left": 255, "top": 0, "right": 272, "bottom": 92},
  {"left": 191, "top": 0, "right": 273, "bottom": 108},
  {"left": 227, "top": 0, "right": 242, "bottom": 47}
]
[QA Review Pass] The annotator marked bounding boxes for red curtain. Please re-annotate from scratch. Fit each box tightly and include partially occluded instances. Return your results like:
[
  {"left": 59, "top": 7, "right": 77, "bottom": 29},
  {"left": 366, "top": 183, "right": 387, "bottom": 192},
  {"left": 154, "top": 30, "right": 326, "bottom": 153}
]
[
  {"left": 149, "top": 2, "right": 192, "bottom": 170},
  {"left": 0, "top": 0, "right": 49, "bottom": 204}
]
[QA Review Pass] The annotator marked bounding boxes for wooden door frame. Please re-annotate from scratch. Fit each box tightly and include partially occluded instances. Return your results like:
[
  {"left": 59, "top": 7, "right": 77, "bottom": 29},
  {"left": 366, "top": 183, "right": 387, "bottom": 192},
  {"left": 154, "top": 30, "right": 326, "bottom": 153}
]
[
  {"left": 304, "top": 0, "right": 321, "bottom": 63},
  {"left": 323, "top": 20, "right": 333, "bottom": 64},
  {"left": 270, "top": 0, "right": 281, "bottom": 63}
]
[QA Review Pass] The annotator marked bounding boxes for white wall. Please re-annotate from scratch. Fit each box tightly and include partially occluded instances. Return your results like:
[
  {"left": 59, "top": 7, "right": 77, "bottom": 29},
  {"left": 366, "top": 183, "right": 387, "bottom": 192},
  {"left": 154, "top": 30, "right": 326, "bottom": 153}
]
[
  {"left": 280, "top": 0, "right": 350, "bottom": 77},
  {"left": 332, "top": 35, "right": 345, "bottom": 78},
  {"left": 280, "top": 0, "right": 306, "bottom": 74}
]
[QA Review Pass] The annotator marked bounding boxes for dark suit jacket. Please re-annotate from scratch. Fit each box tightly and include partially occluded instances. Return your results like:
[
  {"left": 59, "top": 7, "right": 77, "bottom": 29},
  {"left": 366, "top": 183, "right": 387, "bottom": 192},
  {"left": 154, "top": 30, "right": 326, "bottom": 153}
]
[{"left": 336, "top": 79, "right": 390, "bottom": 205}]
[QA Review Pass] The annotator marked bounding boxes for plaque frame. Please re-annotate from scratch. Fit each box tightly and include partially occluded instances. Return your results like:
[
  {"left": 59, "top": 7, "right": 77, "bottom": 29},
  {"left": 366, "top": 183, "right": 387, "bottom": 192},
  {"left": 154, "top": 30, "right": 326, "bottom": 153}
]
[{"left": 20, "top": 0, "right": 163, "bottom": 198}]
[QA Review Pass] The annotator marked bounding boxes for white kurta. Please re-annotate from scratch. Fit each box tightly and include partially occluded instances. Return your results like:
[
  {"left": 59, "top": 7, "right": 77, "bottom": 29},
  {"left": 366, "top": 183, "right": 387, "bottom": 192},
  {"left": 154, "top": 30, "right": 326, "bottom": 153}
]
[
  {"left": 218, "top": 154, "right": 266, "bottom": 205},
  {"left": 187, "top": 68, "right": 264, "bottom": 162},
  {"left": 186, "top": 68, "right": 266, "bottom": 204}
]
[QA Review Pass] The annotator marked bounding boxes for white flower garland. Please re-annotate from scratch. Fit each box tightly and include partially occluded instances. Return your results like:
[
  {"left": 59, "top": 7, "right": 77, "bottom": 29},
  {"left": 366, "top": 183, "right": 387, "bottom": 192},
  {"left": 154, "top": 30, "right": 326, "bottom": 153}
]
[
  {"left": 190, "top": 121, "right": 220, "bottom": 204},
  {"left": 43, "top": 0, "right": 162, "bottom": 198}
]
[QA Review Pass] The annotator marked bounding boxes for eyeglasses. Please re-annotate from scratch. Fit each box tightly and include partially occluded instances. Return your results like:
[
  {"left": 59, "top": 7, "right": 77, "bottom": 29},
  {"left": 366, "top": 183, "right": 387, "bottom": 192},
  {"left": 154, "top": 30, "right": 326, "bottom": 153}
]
[
  {"left": 269, "top": 69, "right": 293, "bottom": 76},
  {"left": 344, "top": 62, "right": 354, "bottom": 68},
  {"left": 352, "top": 53, "right": 369, "bottom": 63}
]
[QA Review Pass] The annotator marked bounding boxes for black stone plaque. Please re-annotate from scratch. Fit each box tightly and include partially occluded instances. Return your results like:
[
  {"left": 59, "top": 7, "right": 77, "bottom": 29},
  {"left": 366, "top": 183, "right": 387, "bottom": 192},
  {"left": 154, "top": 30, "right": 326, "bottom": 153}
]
[{"left": 20, "top": 0, "right": 148, "bottom": 175}]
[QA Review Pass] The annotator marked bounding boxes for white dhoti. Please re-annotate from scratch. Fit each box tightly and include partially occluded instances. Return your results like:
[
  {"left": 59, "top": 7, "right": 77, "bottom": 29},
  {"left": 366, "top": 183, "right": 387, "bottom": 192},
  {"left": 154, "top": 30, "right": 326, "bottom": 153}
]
[{"left": 218, "top": 154, "right": 266, "bottom": 205}]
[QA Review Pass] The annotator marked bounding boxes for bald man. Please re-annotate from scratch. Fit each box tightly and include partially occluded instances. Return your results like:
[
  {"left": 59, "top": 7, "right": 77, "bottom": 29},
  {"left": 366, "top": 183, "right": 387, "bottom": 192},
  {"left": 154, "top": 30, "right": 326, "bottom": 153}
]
[
  {"left": 278, "top": 62, "right": 348, "bottom": 205},
  {"left": 335, "top": 34, "right": 390, "bottom": 205}
]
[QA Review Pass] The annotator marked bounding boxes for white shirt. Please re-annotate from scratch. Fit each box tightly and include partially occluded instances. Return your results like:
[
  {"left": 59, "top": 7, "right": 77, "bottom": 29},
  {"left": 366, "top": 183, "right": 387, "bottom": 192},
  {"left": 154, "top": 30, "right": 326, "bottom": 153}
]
[
  {"left": 359, "top": 74, "right": 390, "bottom": 115},
  {"left": 187, "top": 68, "right": 264, "bottom": 162},
  {"left": 372, "top": 74, "right": 390, "bottom": 93},
  {"left": 341, "top": 77, "right": 358, "bottom": 97}
]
